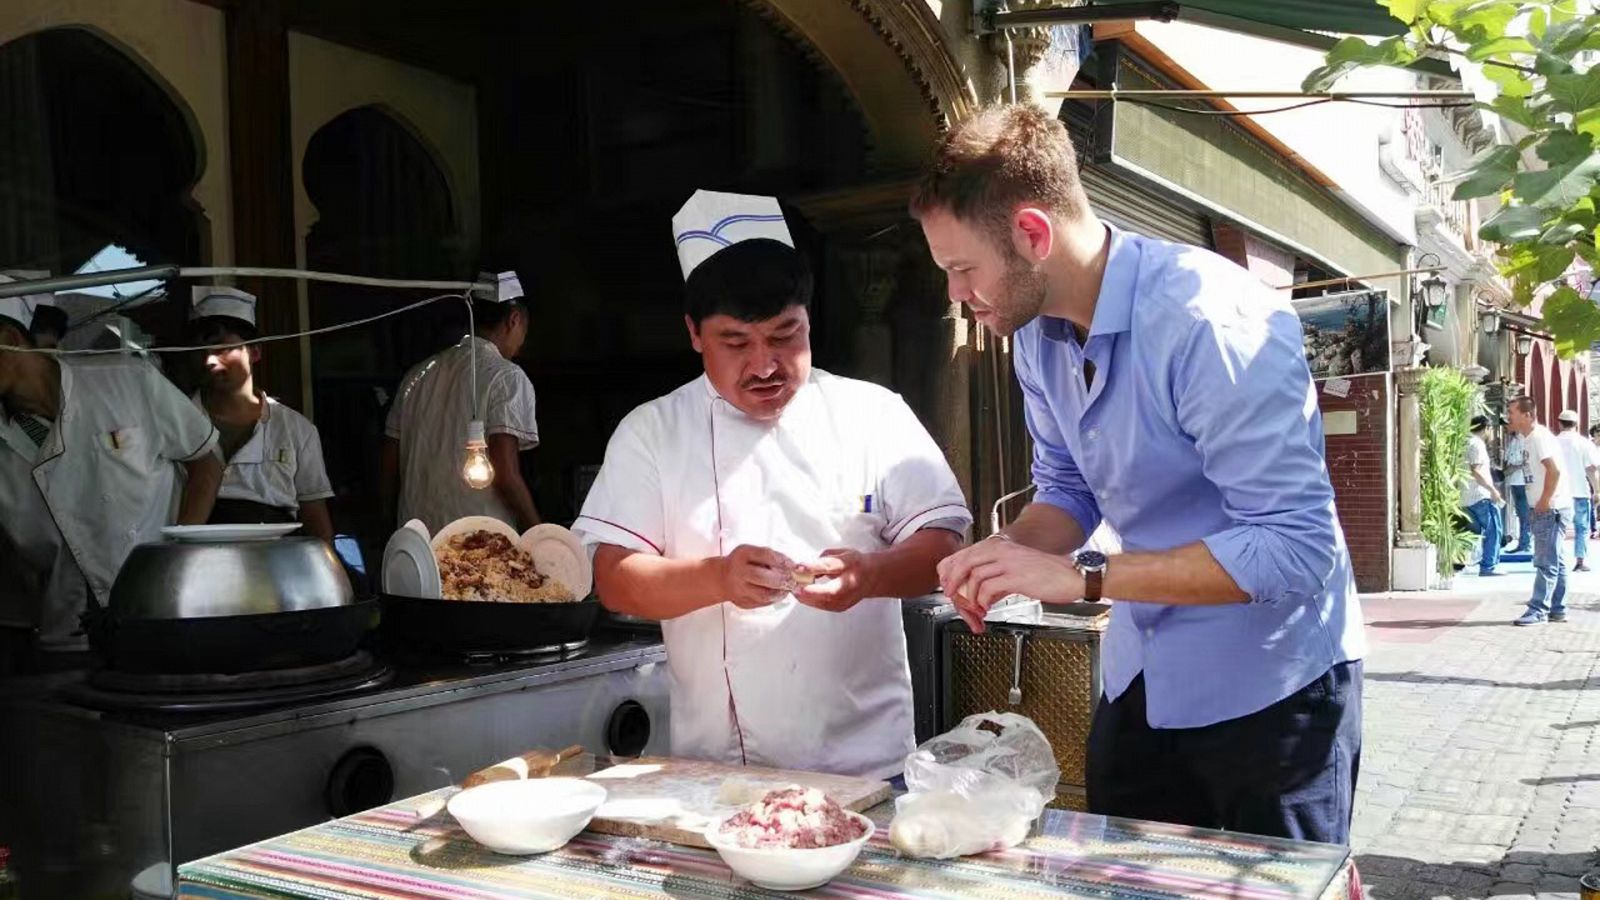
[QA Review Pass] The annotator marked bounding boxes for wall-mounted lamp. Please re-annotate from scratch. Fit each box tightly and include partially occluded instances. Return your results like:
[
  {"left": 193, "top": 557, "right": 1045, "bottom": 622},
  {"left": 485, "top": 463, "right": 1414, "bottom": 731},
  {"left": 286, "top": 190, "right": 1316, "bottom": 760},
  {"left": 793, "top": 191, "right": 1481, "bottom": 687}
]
[
  {"left": 1416, "top": 253, "right": 1447, "bottom": 311},
  {"left": 1516, "top": 333, "right": 1534, "bottom": 355},
  {"left": 1479, "top": 310, "right": 1500, "bottom": 334}
]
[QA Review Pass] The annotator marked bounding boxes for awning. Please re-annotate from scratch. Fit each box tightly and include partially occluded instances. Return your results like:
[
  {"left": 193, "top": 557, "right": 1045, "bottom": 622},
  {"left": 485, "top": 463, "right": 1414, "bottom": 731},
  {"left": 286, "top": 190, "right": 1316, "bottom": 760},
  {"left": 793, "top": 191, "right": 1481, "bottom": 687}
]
[
  {"left": 1085, "top": 0, "right": 1407, "bottom": 37},
  {"left": 983, "top": 1, "right": 1444, "bottom": 75}
]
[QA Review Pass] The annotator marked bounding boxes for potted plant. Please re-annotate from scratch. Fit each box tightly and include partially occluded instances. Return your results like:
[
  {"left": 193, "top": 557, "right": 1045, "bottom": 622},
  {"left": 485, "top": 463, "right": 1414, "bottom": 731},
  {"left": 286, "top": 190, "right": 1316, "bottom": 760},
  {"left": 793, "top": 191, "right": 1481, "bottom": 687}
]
[{"left": 1418, "top": 367, "right": 1478, "bottom": 588}]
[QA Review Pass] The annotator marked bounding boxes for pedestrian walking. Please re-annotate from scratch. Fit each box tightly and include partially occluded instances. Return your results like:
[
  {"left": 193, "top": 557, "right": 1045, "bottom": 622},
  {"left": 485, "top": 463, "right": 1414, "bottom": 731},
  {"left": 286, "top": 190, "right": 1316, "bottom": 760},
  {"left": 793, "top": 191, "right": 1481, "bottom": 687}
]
[
  {"left": 1555, "top": 409, "right": 1597, "bottom": 571},
  {"left": 1510, "top": 397, "right": 1572, "bottom": 625},
  {"left": 1462, "top": 415, "right": 1503, "bottom": 576}
]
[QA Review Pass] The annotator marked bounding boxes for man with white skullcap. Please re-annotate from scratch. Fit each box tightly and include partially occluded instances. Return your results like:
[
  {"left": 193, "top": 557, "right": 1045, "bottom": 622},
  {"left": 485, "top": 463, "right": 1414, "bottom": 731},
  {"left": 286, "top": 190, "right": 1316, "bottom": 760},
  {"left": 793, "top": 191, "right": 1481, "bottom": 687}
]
[
  {"left": 0, "top": 273, "right": 223, "bottom": 671},
  {"left": 189, "top": 286, "right": 335, "bottom": 541},
  {"left": 574, "top": 190, "right": 972, "bottom": 778}
]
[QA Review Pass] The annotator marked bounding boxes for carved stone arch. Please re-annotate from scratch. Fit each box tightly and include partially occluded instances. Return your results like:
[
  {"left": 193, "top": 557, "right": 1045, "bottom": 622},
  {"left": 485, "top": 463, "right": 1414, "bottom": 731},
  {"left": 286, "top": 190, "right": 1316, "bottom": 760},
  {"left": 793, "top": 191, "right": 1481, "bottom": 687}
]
[{"left": 750, "top": 0, "right": 978, "bottom": 171}]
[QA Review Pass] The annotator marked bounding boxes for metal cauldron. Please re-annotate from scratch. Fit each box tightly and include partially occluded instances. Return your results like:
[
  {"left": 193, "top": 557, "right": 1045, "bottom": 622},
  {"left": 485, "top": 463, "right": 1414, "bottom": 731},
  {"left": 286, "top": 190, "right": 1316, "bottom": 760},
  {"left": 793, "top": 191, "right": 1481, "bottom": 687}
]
[
  {"left": 87, "top": 537, "right": 377, "bottom": 674},
  {"left": 109, "top": 536, "right": 354, "bottom": 619}
]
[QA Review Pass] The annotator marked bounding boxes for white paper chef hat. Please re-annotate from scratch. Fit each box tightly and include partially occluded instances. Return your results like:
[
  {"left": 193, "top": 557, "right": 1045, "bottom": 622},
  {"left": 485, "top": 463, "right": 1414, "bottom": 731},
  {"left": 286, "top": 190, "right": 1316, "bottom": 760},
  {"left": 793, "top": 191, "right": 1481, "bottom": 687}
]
[
  {"left": 0, "top": 270, "right": 50, "bottom": 333},
  {"left": 190, "top": 285, "right": 257, "bottom": 326},
  {"left": 473, "top": 271, "right": 524, "bottom": 303},
  {"left": 671, "top": 190, "right": 793, "bottom": 281}
]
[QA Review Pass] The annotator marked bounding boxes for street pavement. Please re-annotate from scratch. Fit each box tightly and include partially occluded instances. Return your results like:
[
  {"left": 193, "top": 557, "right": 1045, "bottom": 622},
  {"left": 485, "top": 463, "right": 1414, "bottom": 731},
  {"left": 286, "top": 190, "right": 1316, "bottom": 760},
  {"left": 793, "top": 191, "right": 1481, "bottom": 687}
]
[{"left": 1354, "top": 550, "right": 1600, "bottom": 899}]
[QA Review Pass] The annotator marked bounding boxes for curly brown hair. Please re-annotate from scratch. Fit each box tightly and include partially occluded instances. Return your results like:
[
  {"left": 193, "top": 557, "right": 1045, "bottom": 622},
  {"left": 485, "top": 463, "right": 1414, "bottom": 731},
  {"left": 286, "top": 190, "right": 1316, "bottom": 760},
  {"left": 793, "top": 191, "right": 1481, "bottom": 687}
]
[{"left": 909, "top": 104, "right": 1089, "bottom": 249}]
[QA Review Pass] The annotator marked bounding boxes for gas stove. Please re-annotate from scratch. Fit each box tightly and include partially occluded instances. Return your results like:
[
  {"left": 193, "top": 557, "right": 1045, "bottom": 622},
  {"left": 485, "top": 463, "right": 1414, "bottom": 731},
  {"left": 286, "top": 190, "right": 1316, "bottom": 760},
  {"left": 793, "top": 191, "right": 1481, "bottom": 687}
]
[{"left": 0, "top": 629, "right": 669, "bottom": 898}]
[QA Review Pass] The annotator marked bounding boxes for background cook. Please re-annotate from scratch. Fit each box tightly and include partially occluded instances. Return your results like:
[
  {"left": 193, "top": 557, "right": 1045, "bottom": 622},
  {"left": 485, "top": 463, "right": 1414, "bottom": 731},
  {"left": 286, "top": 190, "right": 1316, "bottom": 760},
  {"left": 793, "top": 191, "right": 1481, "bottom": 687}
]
[
  {"left": 381, "top": 272, "right": 541, "bottom": 534},
  {"left": 189, "top": 286, "right": 335, "bottom": 542},
  {"left": 0, "top": 273, "right": 222, "bottom": 671},
  {"left": 574, "top": 190, "right": 972, "bottom": 779}
]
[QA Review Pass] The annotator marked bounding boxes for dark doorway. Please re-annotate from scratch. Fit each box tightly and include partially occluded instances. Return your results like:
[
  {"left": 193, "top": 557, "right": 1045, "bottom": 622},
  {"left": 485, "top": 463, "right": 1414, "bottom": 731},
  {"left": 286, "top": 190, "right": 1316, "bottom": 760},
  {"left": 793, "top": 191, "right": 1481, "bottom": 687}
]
[{"left": 303, "top": 105, "right": 463, "bottom": 542}]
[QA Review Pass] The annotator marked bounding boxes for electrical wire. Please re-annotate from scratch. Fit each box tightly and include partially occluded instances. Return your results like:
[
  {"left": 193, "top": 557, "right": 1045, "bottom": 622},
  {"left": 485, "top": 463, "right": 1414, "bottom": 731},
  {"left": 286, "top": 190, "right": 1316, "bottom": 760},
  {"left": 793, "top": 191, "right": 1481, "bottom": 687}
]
[
  {"left": 8, "top": 291, "right": 473, "bottom": 356},
  {"left": 1115, "top": 96, "right": 1474, "bottom": 116}
]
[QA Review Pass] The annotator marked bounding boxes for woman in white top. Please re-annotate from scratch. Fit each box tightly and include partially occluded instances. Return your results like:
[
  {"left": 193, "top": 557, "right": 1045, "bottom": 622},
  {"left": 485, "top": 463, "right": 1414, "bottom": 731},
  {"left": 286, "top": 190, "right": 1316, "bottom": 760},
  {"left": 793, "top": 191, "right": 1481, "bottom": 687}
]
[{"left": 189, "top": 287, "right": 335, "bottom": 541}]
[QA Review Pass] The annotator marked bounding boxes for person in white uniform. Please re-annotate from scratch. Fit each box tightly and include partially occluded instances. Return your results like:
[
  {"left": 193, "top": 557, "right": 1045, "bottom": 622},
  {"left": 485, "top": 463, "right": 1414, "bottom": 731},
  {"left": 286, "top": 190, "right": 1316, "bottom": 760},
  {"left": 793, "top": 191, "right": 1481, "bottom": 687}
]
[
  {"left": 189, "top": 287, "right": 335, "bottom": 542},
  {"left": 0, "top": 275, "right": 222, "bottom": 669},
  {"left": 382, "top": 272, "right": 541, "bottom": 534},
  {"left": 574, "top": 190, "right": 973, "bottom": 779}
]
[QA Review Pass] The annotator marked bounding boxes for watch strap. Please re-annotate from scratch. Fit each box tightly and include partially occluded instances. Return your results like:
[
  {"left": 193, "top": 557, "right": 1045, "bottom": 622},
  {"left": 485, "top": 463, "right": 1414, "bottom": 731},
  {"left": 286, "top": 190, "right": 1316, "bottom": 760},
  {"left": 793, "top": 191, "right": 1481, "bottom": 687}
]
[{"left": 1083, "top": 567, "right": 1103, "bottom": 603}]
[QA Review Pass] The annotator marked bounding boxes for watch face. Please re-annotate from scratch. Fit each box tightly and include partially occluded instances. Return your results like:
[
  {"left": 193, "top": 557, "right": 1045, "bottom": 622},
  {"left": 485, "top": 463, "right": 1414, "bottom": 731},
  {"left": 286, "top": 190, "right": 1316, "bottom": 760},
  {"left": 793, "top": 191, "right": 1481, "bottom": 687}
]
[{"left": 1076, "top": 550, "right": 1108, "bottom": 570}]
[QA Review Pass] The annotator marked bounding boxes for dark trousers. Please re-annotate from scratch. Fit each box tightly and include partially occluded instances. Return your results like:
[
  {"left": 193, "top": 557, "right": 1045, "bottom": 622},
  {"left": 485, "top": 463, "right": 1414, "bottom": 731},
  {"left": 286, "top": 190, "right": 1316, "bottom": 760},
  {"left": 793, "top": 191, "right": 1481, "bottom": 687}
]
[{"left": 1086, "top": 661, "right": 1362, "bottom": 845}]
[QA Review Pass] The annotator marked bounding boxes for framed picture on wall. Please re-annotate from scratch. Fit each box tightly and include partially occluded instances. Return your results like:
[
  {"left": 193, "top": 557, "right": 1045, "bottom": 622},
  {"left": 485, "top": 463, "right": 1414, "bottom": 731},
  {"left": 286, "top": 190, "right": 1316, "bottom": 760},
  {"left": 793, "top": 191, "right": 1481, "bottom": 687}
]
[{"left": 1292, "top": 289, "right": 1392, "bottom": 380}]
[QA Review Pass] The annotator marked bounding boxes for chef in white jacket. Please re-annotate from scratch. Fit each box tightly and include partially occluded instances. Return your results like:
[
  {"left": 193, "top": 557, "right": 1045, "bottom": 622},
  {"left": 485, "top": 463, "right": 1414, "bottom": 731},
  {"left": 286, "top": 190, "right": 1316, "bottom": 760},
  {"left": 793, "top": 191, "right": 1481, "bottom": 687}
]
[
  {"left": 0, "top": 274, "right": 222, "bottom": 667},
  {"left": 189, "top": 287, "right": 335, "bottom": 541},
  {"left": 574, "top": 190, "right": 972, "bottom": 779}
]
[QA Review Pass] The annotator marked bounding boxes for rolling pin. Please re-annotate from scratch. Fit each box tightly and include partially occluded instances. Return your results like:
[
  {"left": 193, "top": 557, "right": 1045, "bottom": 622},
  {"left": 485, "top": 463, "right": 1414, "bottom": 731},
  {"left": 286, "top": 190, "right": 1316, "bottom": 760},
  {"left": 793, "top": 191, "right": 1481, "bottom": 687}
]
[
  {"left": 411, "top": 744, "right": 586, "bottom": 823},
  {"left": 460, "top": 744, "right": 585, "bottom": 788}
]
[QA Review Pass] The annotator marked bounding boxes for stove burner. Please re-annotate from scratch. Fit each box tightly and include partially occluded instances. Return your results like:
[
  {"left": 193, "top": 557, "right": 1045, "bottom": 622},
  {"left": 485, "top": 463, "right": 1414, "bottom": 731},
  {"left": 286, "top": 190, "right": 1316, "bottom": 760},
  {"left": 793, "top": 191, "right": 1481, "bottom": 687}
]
[
  {"left": 66, "top": 651, "right": 393, "bottom": 713},
  {"left": 459, "top": 638, "right": 590, "bottom": 667}
]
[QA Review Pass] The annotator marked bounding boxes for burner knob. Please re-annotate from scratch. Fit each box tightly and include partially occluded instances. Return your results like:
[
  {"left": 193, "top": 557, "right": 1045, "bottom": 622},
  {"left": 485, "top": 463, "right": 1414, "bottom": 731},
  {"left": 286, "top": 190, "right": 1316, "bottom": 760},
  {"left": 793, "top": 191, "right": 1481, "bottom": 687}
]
[
  {"left": 605, "top": 700, "right": 651, "bottom": 758},
  {"left": 326, "top": 746, "right": 395, "bottom": 818}
]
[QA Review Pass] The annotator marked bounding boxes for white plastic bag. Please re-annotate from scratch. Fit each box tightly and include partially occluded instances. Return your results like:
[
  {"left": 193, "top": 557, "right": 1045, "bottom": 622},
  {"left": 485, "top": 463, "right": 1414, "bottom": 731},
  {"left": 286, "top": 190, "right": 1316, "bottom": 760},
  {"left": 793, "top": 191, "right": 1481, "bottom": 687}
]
[{"left": 889, "top": 711, "right": 1060, "bottom": 859}]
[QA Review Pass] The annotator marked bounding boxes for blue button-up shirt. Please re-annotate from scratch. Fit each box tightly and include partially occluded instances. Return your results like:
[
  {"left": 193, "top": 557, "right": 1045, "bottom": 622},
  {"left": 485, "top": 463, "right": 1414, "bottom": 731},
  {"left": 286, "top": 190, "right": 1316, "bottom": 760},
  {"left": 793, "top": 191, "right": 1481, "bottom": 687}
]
[{"left": 1015, "top": 225, "right": 1366, "bottom": 729}]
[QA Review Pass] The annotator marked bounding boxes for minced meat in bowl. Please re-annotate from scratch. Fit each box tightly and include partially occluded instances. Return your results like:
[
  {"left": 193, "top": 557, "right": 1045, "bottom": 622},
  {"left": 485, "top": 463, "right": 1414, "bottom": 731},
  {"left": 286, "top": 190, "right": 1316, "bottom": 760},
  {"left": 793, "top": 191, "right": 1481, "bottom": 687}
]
[{"left": 717, "top": 786, "right": 869, "bottom": 850}]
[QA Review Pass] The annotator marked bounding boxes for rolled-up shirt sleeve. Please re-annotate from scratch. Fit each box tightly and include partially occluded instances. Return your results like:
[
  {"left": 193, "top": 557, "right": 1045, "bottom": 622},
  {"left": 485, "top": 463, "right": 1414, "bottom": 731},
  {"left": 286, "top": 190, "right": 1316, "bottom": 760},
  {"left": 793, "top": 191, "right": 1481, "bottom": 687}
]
[
  {"left": 572, "top": 408, "right": 665, "bottom": 557},
  {"left": 1176, "top": 310, "right": 1339, "bottom": 606},
  {"left": 875, "top": 393, "right": 972, "bottom": 543},
  {"left": 1014, "top": 335, "right": 1101, "bottom": 537}
]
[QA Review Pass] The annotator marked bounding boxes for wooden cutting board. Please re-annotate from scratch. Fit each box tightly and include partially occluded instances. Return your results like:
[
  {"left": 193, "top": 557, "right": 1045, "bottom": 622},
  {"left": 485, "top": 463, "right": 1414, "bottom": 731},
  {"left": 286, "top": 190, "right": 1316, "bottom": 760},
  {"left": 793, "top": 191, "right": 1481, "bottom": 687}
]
[{"left": 580, "top": 756, "right": 891, "bottom": 849}]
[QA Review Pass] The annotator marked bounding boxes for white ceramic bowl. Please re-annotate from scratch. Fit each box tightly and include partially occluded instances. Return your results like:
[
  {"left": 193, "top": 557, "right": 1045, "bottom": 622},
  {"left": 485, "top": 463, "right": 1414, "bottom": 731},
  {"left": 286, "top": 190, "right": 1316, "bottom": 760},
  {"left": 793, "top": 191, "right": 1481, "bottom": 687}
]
[
  {"left": 705, "top": 811, "right": 875, "bottom": 892},
  {"left": 447, "top": 777, "right": 608, "bottom": 855}
]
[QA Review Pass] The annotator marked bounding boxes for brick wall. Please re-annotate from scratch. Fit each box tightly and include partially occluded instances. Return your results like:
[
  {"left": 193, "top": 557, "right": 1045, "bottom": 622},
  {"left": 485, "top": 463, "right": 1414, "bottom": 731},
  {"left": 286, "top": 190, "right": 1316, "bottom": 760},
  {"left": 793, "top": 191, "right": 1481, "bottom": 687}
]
[{"left": 1318, "top": 372, "right": 1394, "bottom": 592}]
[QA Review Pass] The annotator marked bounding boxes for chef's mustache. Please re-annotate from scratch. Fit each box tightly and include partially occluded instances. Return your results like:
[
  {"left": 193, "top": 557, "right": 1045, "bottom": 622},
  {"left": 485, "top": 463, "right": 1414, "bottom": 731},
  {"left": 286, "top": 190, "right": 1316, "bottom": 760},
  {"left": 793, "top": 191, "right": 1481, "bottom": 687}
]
[{"left": 741, "top": 375, "right": 787, "bottom": 390}]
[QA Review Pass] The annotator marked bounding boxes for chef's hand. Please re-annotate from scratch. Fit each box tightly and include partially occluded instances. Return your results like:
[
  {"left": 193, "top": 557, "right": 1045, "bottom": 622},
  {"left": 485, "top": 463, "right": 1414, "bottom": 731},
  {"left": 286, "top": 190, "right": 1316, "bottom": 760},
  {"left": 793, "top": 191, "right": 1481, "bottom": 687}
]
[
  {"left": 719, "top": 545, "right": 794, "bottom": 609},
  {"left": 793, "top": 549, "right": 874, "bottom": 613},
  {"left": 937, "top": 537, "right": 1082, "bottom": 634}
]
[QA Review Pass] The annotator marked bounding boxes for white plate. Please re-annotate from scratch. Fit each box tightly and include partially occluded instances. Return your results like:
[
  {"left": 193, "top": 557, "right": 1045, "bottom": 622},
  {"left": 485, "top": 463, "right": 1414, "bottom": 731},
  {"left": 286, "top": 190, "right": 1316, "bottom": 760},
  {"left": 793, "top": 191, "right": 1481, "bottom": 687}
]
[
  {"left": 430, "top": 515, "right": 521, "bottom": 554},
  {"left": 161, "top": 523, "right": 301, "bottom": 542},
  {"left": 522, "top": 524, "right": 593, "bottom": 599},
  {"left": 383, "top": 522, "right": 442, "bottom": 599}
]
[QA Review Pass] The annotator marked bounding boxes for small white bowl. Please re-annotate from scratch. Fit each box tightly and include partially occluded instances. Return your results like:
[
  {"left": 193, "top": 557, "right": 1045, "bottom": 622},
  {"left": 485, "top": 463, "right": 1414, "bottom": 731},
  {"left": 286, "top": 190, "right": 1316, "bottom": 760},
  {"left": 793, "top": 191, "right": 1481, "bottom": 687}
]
[
  {"left": 705, "top": 811, "right": 875, "bottom": 892},
  {"left": 447, "top": 777, "right": 607, "bottom": 855}
]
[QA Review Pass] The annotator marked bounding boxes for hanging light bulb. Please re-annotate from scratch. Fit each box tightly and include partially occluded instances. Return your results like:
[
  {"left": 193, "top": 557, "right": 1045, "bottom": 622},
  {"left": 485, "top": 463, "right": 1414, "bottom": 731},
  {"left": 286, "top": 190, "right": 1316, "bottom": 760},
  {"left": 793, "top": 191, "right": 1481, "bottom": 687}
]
[{"left": 462, "top": 420, "right": 494, "bottom": 490}]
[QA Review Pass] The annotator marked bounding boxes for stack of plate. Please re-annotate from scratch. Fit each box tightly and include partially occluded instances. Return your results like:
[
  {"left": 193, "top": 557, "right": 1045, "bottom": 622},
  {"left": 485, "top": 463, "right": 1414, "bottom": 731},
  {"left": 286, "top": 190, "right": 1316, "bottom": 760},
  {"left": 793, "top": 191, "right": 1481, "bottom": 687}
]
[{"left": 380, "top": 516, "right": 593, "bottom": 601}]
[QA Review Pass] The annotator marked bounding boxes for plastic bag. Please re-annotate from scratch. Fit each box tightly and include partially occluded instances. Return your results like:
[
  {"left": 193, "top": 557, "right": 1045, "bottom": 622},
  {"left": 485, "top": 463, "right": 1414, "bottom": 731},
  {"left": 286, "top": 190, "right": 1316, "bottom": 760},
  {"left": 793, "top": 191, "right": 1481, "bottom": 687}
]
[{"left": 889, "top": 711, "right": 1060, "bottom": 859}]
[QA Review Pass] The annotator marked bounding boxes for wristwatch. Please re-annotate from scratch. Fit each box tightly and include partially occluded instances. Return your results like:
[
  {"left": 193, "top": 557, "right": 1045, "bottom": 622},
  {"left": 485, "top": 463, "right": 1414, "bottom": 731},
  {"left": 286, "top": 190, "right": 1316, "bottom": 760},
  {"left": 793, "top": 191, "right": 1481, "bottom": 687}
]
[{"left": 1073, "top": 549, "right": 1108, "bottom": 602}]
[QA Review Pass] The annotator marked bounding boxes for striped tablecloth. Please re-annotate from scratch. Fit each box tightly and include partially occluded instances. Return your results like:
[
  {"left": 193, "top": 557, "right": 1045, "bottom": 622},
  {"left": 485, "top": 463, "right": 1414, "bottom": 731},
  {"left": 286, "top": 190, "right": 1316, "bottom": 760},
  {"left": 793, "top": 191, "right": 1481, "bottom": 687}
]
[{"left": 178, "top": 790, "right": 1350, "bottom": 899}]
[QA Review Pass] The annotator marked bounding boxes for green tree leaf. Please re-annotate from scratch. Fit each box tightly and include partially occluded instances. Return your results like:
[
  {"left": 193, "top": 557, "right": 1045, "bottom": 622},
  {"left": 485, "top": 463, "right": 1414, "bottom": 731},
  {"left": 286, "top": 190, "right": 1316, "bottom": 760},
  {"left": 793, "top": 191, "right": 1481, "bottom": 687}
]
[
  {"left": 1541, "top": 287, "right": 1600, "bottom": 358},
  {"left": 1529, "top": 5, "right": 1548, "bottom": 38},
  {"left": 1578, "top": 108, "right": 1600, "bottom": 142},
  {"left": 1382, "top": 0, "right": 1425, "bottom": 24},
  {"left": 1539, "top": 221, "right": 1588, "bottom": 244},
  {"left": 1536, "top": 245, "right": 1576, "bottom": 279},
  {"left": 1480, "top": 204, "right": 1550, "bottom": 243},
  {"left": 1549, "top": 70, "right": 1600, "bottom": 116},
  {"left": 1537, "top": 130, "right": 1598, "bottom": 165},
  {"left": 1452, "top": 145, "right": 1521, "bottom": 199},
  {"left": 1482, "top": 96, "right": 1547, "bottom": 130},
  {"left": 1466, "top": 35, "right": 1535, "bottom": 60},
  {"left": 1483, "top": 63, "right": 1533, "bottom": 98},
  {"left": 1512, "top": 152, "right": 1600, "bottom": 210}
]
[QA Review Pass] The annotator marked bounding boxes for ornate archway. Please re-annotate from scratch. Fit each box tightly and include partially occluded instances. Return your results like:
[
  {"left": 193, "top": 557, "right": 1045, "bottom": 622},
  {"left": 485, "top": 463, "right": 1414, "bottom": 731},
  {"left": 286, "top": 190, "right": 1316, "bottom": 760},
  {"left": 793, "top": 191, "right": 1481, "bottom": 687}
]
[
  {"left": 0, "top": 26, "right": 203, "bottom": 275},
  {"left": 754, "top": 0, "right": 979, "bottom": 169}
]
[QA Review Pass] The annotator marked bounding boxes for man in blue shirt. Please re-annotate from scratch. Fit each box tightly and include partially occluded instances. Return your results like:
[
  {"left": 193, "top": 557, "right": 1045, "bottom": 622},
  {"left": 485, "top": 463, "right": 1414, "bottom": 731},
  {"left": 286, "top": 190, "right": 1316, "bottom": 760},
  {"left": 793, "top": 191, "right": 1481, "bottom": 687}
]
[{"left": 911, "top": 105, "right": 1365, "bottom": 845}]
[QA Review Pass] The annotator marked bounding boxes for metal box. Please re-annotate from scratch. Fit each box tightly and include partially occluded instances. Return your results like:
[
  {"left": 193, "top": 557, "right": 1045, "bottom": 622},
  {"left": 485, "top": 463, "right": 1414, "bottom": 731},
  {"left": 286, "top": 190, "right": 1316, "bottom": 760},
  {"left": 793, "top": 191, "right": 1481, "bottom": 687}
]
[{"left": 941, "top": 607, "right": 1108, "bottom": 805}]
